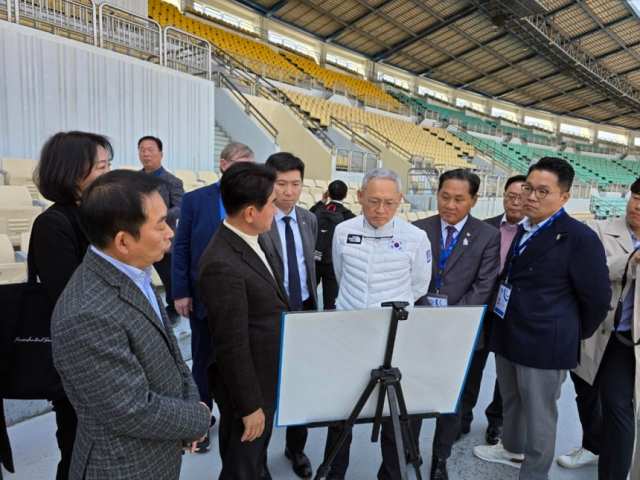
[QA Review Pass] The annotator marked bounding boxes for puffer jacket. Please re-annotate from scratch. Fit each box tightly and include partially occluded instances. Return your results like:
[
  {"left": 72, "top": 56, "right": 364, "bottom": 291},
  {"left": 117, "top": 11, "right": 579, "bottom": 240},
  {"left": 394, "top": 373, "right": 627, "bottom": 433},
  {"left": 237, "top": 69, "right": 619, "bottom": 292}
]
[{"left": 332, "top": 215, "right": 432, "bottom": 310}]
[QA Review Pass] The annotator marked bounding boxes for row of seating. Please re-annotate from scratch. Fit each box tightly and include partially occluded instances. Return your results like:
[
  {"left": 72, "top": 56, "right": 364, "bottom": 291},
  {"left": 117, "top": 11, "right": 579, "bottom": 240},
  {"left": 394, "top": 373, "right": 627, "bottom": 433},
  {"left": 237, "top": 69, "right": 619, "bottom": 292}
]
[
  {"left": 284, "top": 90, "right": 473, "bottom": 168},
  {"left": 117, "top": 165, "right": 219, "bottom": 191}
]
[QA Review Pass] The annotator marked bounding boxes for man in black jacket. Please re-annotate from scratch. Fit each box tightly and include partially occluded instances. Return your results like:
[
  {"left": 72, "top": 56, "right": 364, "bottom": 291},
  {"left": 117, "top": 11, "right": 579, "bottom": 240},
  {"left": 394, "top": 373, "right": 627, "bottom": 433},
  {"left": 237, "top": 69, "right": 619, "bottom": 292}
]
[{"left": 310, "top": 180, "right": 355, "bottom": 310}]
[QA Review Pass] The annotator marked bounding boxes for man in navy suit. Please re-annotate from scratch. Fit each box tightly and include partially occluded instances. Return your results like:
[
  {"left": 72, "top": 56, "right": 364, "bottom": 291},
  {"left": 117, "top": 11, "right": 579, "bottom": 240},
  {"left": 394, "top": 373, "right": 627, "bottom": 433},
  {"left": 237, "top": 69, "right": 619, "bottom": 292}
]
[
  {"left": 473, "top": 157, "right": 611, "bottom": 480},
  {"left": 172, "top": 142, "right": 254, "bottom": 453}
]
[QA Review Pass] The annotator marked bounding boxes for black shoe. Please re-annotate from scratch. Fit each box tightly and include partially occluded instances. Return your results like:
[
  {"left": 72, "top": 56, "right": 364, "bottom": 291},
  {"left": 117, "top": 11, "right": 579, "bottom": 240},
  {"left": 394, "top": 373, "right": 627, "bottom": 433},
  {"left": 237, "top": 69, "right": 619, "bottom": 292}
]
[
  {"left": 285, "top": 447, "right": 312, "bottom": 478},
  {"left": 211, "top": 415, "right": 217, "bottom": 428},
  {"left": 168, "top": 311, "right": 181, "bottom": 327},
  {"left": 485, "top": 425, "right": 502, "bottom": 446},
  {"left": 454, "top": 425, "right": 471, "bottom": 442},
  {"left": 327, "top": 476, "right": 345, "bottom": 480},
  {"left": 261, "top": 463, "right": 272, "bottom": 480},
  {"left": 194, "top": 434, "right": 210, "bottom": 453},
  {"left": 430, "top": 455, "right": 449, "bottom": 480}
]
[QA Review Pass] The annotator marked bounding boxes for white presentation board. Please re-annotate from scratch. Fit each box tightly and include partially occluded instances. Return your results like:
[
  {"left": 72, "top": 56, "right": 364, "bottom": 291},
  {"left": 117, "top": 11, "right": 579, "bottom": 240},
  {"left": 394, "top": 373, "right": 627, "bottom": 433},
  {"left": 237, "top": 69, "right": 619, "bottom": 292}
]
[{"left": 276, "top": 305, "right": 486, "bottom": 427}]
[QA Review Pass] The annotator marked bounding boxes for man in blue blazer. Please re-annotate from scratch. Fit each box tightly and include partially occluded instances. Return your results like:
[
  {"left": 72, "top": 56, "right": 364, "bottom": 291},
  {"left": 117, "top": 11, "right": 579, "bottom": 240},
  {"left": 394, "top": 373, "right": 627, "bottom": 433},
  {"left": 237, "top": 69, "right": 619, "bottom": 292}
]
[
  {"left": 473, "top": 157, "right": 611, "bottom": 480},
  {"left": 172, "top": 142, "right": 254, "bottom": 452}
]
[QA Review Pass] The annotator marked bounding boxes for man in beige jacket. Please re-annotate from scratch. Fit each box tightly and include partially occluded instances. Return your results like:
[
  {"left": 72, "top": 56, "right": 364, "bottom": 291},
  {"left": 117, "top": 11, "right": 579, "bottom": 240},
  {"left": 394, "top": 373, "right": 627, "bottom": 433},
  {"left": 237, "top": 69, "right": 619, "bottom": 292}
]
[{"left": 568, "top": 180, "right": 640, "bottom": 479}]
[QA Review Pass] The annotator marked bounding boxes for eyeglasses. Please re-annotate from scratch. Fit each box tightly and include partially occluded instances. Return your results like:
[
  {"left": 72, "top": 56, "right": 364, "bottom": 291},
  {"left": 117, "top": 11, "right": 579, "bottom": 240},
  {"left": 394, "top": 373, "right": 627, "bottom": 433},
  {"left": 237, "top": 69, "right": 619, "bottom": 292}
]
[
  {"left": 521, "top": 184, "right": 563, "bottom": 199},
  {"left": 138, "top": 148, "right": 159, "bottom": 154},
  {"left": 504, "top": 193, "right": 521, "bottom": 203},
  {"left": 365, "top": 199, "right": 399, "bottom": 209}
]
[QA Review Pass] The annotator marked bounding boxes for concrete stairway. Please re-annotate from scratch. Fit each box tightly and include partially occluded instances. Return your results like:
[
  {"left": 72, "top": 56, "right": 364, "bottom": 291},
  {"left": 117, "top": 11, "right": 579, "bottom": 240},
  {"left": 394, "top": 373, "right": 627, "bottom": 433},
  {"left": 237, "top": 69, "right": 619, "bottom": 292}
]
[{"left": 214, "top": 123, "right": 232, "bottom": 171}]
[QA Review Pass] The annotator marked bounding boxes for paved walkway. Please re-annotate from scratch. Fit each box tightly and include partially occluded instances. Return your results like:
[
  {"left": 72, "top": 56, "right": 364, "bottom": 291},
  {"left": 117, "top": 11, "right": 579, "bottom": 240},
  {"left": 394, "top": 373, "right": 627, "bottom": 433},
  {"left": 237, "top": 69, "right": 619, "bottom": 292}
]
[{"left": 3, "top": 354, "right": 596, "bottom": 479}]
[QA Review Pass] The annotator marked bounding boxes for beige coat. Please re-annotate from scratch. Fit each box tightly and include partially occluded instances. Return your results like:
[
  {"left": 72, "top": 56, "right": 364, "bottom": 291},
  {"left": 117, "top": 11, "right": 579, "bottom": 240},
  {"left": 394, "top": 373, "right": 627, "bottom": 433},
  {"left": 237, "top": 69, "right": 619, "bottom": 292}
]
[{"left": 576, "top": 217, "right": 640, "bottom": 479}]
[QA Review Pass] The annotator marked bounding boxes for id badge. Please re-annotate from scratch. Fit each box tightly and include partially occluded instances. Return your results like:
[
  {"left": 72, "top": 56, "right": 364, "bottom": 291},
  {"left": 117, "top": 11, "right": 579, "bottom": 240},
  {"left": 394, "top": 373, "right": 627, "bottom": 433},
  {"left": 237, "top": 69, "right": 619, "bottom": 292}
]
[
  {"left": 426, "top": 292, "right": 448, "bottom": 308},
  {"left": 494, "top": 282, "right": 512, "bottom": 319}
]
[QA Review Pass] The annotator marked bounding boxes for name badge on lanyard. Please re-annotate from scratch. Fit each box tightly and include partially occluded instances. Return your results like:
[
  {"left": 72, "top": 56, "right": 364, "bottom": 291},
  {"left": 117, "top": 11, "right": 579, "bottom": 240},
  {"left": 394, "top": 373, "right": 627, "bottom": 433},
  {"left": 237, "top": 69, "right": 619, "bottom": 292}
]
[
  {"left": 494, "top": 282, "right": 512, "bottom": 319},
  {"left": 434, "top": 227, "right": 460, "bottom": 295},
  {"left": 426, "top": 292, "right": 448, "bottom": 307}
]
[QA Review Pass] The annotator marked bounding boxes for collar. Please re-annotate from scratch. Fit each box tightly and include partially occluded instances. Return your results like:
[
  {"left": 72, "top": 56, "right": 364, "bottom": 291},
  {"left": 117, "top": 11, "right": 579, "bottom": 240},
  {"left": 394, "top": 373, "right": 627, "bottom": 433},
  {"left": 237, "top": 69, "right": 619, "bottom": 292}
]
[
  {"left": 522, "top": 212, "right": 556, "bottom": 233},
  {"left": 500, "top": 213, "right": 525, "bottom": 227},
  {"left": 440, "top": 215, "right": 468, "bottom": 234},
  {"left": 145, "top": 166, "right": 164, "bottom": 177},
  {"left": 360, "top": 216, "right": 395, "bottom": 234},
  {"left": 90, "top": 246, "right": 153, "bottom": 287},
  {"left": 626, "top": 221, "right": 640, "bottom": 248},
  {"left": 223, "top": 220, "right": 259, "bottom": 248},
  {"left": 276, "top": 206, "right": 298, "bottom": 224},
  {"left": 330, "top": 200, "right": 344, "bottom": 205}
]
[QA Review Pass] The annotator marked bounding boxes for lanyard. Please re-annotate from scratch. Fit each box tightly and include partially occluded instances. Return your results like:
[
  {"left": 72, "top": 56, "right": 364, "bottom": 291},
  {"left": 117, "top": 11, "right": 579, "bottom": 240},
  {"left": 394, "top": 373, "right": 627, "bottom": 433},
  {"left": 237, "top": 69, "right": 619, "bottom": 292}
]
[
  {"left": 436, "top": 227, "right": 460, "bottom": 292},
  {"left": 504, "top": 208, "right": 564, "bottom": 283},
  {"left": 151, "top": 166, "right": 164, "bottom": 177},
  {"left": 217, "top": 181, "right": 226, "bottom": 220}
]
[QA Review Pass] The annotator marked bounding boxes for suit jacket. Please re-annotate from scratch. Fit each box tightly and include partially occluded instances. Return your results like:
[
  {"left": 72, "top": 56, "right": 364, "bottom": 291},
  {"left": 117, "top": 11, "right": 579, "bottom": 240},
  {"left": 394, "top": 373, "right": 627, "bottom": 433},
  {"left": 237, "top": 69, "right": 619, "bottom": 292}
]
[
  {"left": 51, "top": 250, "right": 210, "bottom": 480},
  {"left": 198, "top": 223, "right": 291, "bottom": 416},
  {"left": 484, "top": 214, "right": 502, "bottom": 230},
  {"left": 489, "top": 211, "right": 611, "bottom": 370},
  {"left": 172, "top": 183, "right": 223, "bottom": 319},
  {"left": 261, "top": 206, "right": 318, "bottom": 310},
  {"left": 142, "top": 168, "right": 183, "bottom": 251},
  {"left": 413, "top": 214, "right": 501, "bottom": 350}
]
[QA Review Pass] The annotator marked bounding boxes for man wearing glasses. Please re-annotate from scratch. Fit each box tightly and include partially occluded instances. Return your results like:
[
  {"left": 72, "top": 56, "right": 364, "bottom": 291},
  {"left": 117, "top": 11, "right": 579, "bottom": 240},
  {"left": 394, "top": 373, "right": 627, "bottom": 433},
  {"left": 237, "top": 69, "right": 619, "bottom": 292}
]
[
  {"left": 456, "top": 174, "right": 527, "bottom": 450},
  {"left": 138, "top": 135, "right": 184, "bottom": 326},
  {"left": 323, "top": 167, "right": 432, "bottom": 480},
  {"left": 474, "top": 157, "right": 611, "bottom": 480},
  {"left": 411, "top": 168, "right": 501, "bottom": 480}
]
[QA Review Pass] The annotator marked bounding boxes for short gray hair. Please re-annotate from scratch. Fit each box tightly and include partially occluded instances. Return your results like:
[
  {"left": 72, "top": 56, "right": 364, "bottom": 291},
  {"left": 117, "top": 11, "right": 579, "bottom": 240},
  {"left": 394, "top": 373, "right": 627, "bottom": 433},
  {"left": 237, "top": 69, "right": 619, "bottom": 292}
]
[
  {"left": 361, "top": 168, "right": 402, "bottom": 193},
  {"left": 220, "top": 142, "right": 254, "bottom": 163}
]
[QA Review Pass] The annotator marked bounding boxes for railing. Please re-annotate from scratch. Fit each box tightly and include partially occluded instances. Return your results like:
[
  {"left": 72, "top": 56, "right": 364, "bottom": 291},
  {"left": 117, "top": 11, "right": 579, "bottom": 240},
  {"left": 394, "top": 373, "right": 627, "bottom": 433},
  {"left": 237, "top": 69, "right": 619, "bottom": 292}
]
[
  {"left": 163, "top": 26, "right": 211, "bottom": 80},
  {"left": 406, "top": 167, "right": 440, "bottom": 195},
  {"left": 462, "top": 121, "right": 503, "bottom": 137},
  {"left": 15, "top": 0, "right": 96, "bottom": 45},
  {"left": 334, "top": 148, "right": 379, "bottom": 173},
  {"left": 348, "top": 121, "right": 416, "bottom": 163},
  {"left": 99, "top": 3, "right": 161, "bottom": 64},
  {"left": 222, "top": 50, "right": 316, "bottom": 89},
  {"left": 359, "top": 95, "right": 411, "bottom": 117},
  {"left": 214, "top": 72, "right": 278, "bottom": 144},
  {"left": 330, "top": 117, "right": 381, "bottom": 157},
  {"left": 0, "top": 0, "right": 12, "bottom": 21}
]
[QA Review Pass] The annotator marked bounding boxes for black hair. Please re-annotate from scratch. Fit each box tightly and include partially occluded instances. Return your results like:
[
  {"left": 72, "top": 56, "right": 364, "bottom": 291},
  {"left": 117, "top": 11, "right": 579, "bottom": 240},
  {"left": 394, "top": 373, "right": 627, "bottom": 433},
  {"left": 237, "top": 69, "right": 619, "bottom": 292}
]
[
  {"left": 328, "top": 180, "right": 348, "bottom": 201},
  {"left": 504, "top": 175, "right": 527, "bottom": 191},
  {"left": 528, "top": 157, "right": 574, "bottom": 192},
  {"left": 631, "top": 178, "right": 640, "bottom": 195},
  {"left": 265, "top": 152, "right": 305, "bottom": 180},
  {"left": 80, "top": 170, "right": 166, "bottom": 249},
  {"left": 437, "top": 169, "right": 480, "bottom": 197},
  {"left": 35, "top": 131, "right": 113, "bottom": 203},
  {"left": 220, "top": 162, "right": 276, "bottom": 216},
  {"left": 137, "top": 136, "right": 163, "bottom": 152}
]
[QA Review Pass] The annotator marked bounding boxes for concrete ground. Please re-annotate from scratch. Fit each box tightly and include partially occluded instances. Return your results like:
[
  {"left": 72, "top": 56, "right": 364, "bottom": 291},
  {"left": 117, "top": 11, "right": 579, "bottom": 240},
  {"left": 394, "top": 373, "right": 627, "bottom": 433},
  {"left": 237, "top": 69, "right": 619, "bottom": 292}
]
[{"left": 3, "top": 322, "right": 596, "bottom": 479}]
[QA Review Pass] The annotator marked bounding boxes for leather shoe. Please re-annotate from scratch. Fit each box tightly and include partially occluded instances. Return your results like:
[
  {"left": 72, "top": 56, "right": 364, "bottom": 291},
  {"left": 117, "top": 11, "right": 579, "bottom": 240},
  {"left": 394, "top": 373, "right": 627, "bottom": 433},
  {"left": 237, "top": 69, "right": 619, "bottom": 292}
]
[
  {"left": 454, "top": 425, "right": 471, "bottom": 442},
  {"left": 485, "top": 425, "right": 503, "bottom": 446},
  {"left": 261, "top": 463, "right": 272, "bottom": 480},
  {"left": 430, "top": 455, "right": 449, "bottom": 480},
  {"left": 285, "top": 447, "right": 312, "bottom": 478}
]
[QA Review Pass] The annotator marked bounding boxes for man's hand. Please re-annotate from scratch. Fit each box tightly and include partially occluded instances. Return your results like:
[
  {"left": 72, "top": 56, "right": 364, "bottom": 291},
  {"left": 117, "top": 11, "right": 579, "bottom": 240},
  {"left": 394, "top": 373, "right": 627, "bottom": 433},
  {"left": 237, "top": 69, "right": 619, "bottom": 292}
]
[
  {"left": 630, "top": 250, "right": 640, "bottom": 267},
  {"left": 241, "top": 408, "right": 265, "bottom": 442},
  {"left": 183, "top": 402, "right": 212, "bottom": 453},
  {"left": 321, "top": 191, "right": 329, "bottom": 204},
  {"left": 175, "top": 297, "right": 193, "bottom": 318}
]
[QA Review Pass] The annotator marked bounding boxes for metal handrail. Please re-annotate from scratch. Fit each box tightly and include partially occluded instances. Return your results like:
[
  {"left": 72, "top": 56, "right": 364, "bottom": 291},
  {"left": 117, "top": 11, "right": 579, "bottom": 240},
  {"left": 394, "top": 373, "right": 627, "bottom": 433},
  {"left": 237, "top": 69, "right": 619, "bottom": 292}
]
[
  {"left": 99, "top": 3, "right": 161, "bottom": 64},
  {"left": 349, "top": 121, "right": 414, "bottom": 161},
  {"left": 163, "top": 26, "right": 211, "bottom": 80},
  {"left": 14, "top": 0, "right": 97, "bottom": 45},
  {"left": 329, "top": 117, "right": 380, "bottom": 155},
  {"left": 214, "top": 71, "right": 278, "bottom": 144}
]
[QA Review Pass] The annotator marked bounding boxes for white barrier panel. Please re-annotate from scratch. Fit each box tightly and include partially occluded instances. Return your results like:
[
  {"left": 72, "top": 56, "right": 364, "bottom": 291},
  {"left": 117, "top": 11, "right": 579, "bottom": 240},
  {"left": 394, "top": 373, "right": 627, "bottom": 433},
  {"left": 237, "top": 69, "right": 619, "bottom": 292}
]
[{"left": 276, "top": 305, "right": 485, "bottom": 427}]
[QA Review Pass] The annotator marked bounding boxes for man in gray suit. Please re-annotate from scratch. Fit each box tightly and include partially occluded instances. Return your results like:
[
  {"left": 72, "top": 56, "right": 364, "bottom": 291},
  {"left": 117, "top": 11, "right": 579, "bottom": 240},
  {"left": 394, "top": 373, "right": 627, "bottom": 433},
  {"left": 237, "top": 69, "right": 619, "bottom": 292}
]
[
  {"left": 138, "top": 135, "right": 184, "bottom": 326},
  {"left": 51, "top": 170, "right": 211, "bottom": 480},
  {"left": 260, "top": 152, "right": 317, "bottom": 478},
  {"left": 411, "top": 168, "right": 501, "bottom": 480}
]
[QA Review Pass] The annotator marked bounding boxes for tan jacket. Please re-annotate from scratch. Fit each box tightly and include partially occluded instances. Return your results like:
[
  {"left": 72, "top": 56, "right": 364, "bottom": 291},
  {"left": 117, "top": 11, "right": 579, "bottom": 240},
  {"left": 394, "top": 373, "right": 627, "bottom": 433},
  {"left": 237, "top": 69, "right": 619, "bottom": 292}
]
[{"left": 577, "top": 217, "right": 640, "bottom": 480}]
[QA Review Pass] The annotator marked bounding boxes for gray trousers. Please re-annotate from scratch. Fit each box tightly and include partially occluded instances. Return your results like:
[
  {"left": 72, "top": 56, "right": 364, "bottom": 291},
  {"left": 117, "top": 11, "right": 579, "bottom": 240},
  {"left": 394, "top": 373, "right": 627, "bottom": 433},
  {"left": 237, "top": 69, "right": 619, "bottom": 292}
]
[{"left": 496, "top": 355, "right": 567, "bottom": 480}]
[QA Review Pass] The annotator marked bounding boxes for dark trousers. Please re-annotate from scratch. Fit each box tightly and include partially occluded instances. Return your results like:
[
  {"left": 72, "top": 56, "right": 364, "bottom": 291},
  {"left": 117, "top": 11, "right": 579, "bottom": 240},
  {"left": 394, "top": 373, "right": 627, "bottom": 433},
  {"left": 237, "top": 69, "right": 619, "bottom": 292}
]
[
  {"left": 325, "top": 424, "right": 353, "bottom": 477},
  {"left": 190, "top": 315, "right": 213, "bottom": 410},
  {"left": 316, "top": 262, "right": 338, "bottom": 310},
  {"left": 569, "top": 371, "right": 601, "bottom": 455},
  {"left": 598, "top": 333, "right": 635, "bottom": 480},
  {"left": 410, "top": 413, "right": 459, "bottom": 460},
  {"left": 153, "top": 253, "right": 175, "bottom": 315},
  {"left": 459, "top": 347, "right": 503, "bottom": 430},
  {"left": 216, "top": 387, "right": 276, "bottom": 480},
  {"left": 51, "top": 396, "right": 77, "bottom": 480}
]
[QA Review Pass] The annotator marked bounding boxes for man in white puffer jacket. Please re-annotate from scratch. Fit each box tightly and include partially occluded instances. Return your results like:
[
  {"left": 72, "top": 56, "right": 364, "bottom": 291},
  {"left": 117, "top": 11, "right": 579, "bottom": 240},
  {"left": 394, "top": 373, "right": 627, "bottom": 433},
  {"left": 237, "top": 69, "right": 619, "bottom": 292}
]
[{"left": 323, "top": 167, "right": 432, "bottom": 480}]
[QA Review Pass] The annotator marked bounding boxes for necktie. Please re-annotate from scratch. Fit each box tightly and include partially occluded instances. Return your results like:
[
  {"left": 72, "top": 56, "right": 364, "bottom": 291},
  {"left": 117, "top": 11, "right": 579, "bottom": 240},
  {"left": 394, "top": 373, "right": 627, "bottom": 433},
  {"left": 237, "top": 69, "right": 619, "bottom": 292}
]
[
  {"left": 443, "top": 225, "right": 457, "bottom": 268},
  {"left": 283, "top": 216, "right": 303, "bottom": 311}
]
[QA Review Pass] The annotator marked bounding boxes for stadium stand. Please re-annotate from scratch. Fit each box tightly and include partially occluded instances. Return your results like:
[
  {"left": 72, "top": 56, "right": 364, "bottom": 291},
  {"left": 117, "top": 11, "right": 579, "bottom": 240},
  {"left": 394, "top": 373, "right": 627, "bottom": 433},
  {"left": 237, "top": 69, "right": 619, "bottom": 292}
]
[
  {"left": 0, "top": 185, "right": 42, "bottom": 246},
  {"left": 0, "top": 233, "right": 26, "bottom": 284}
]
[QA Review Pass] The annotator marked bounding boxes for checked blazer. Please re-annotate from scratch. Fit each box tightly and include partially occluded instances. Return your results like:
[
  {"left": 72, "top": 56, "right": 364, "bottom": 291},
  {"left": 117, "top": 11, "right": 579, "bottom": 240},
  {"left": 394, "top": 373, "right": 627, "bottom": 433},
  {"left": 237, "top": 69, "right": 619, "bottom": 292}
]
[{"left": 51, "top": 249, "right": 210, "bottom": 480}]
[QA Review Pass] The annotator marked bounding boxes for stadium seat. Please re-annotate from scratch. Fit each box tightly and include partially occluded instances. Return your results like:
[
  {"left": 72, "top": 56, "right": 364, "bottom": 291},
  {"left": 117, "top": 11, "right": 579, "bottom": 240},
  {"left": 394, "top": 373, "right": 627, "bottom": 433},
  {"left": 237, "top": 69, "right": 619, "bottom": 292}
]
[
  {"left": 0, "top": 186, "right": 43, "bottom": 246},
  {"left": 0, "top": 233, "right": 27, "bottom": 284},
  {"left": 0, "top": 158, "right": 37, "bottom": 186},
  {"left": 198, "top": 171, "right": 218, "bottom": 185}
]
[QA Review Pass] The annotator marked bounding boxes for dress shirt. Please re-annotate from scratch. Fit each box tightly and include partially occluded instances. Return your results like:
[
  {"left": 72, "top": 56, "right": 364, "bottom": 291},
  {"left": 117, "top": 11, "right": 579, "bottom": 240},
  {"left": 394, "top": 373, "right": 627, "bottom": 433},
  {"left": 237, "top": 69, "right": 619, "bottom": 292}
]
[
  {"left": 619, "top": 222, "right": 639, "bottom": 332},
  {"left": 90, "top": 246, "right": 164, "bottom": 326},
  {"left": 518, "top": 212, "right": 557, "bottom": 252},
  {"left": 440, "top": 216, "right": 469, "bottom": 244},
  {"left": 275, "top": 207, "right": 310, "bottom": 302},
  {"left": 499, "top": 214, "right": 523, "bottom": 271},
  {"left": 223, "top": 220, "right": 274, "bottom": 278}
]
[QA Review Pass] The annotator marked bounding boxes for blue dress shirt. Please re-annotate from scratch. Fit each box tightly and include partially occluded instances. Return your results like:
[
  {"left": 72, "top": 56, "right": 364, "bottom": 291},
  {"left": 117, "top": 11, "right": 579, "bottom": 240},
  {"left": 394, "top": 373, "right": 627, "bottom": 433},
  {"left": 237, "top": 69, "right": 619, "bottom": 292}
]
[{"left": 275, "top": 207, "right": 310, "bottom": 302}]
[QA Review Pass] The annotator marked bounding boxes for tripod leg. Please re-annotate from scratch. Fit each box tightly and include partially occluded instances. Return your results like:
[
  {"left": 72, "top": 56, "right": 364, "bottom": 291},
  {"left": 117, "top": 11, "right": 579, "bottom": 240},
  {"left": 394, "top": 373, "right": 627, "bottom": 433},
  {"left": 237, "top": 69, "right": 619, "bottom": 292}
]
[
  {"left": 372, "top": 369, "right": 387, "bottom": 443},
  {"left": 314, "top": 375, "right": 379, "bottom": 480},
  {"left": 386, "top": 384, "right": 409, "bottom": 480},
  {"left": 394, "top": 381, "right": 423, "bottom": 480}
]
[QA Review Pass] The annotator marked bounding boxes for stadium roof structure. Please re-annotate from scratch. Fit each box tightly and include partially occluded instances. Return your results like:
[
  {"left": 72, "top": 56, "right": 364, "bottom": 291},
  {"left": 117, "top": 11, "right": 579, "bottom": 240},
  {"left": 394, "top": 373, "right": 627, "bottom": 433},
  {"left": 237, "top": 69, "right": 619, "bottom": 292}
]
[{"left": 234, "top": 0, "right": 640, "bottom": 129}]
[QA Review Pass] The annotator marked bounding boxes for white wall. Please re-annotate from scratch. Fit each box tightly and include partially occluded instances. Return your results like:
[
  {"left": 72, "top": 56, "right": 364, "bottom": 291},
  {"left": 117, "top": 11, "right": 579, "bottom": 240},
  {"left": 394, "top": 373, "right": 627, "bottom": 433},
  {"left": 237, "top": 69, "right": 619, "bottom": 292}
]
[{"left": 0, "top": 21, "right": 216, "bottom": 172}]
